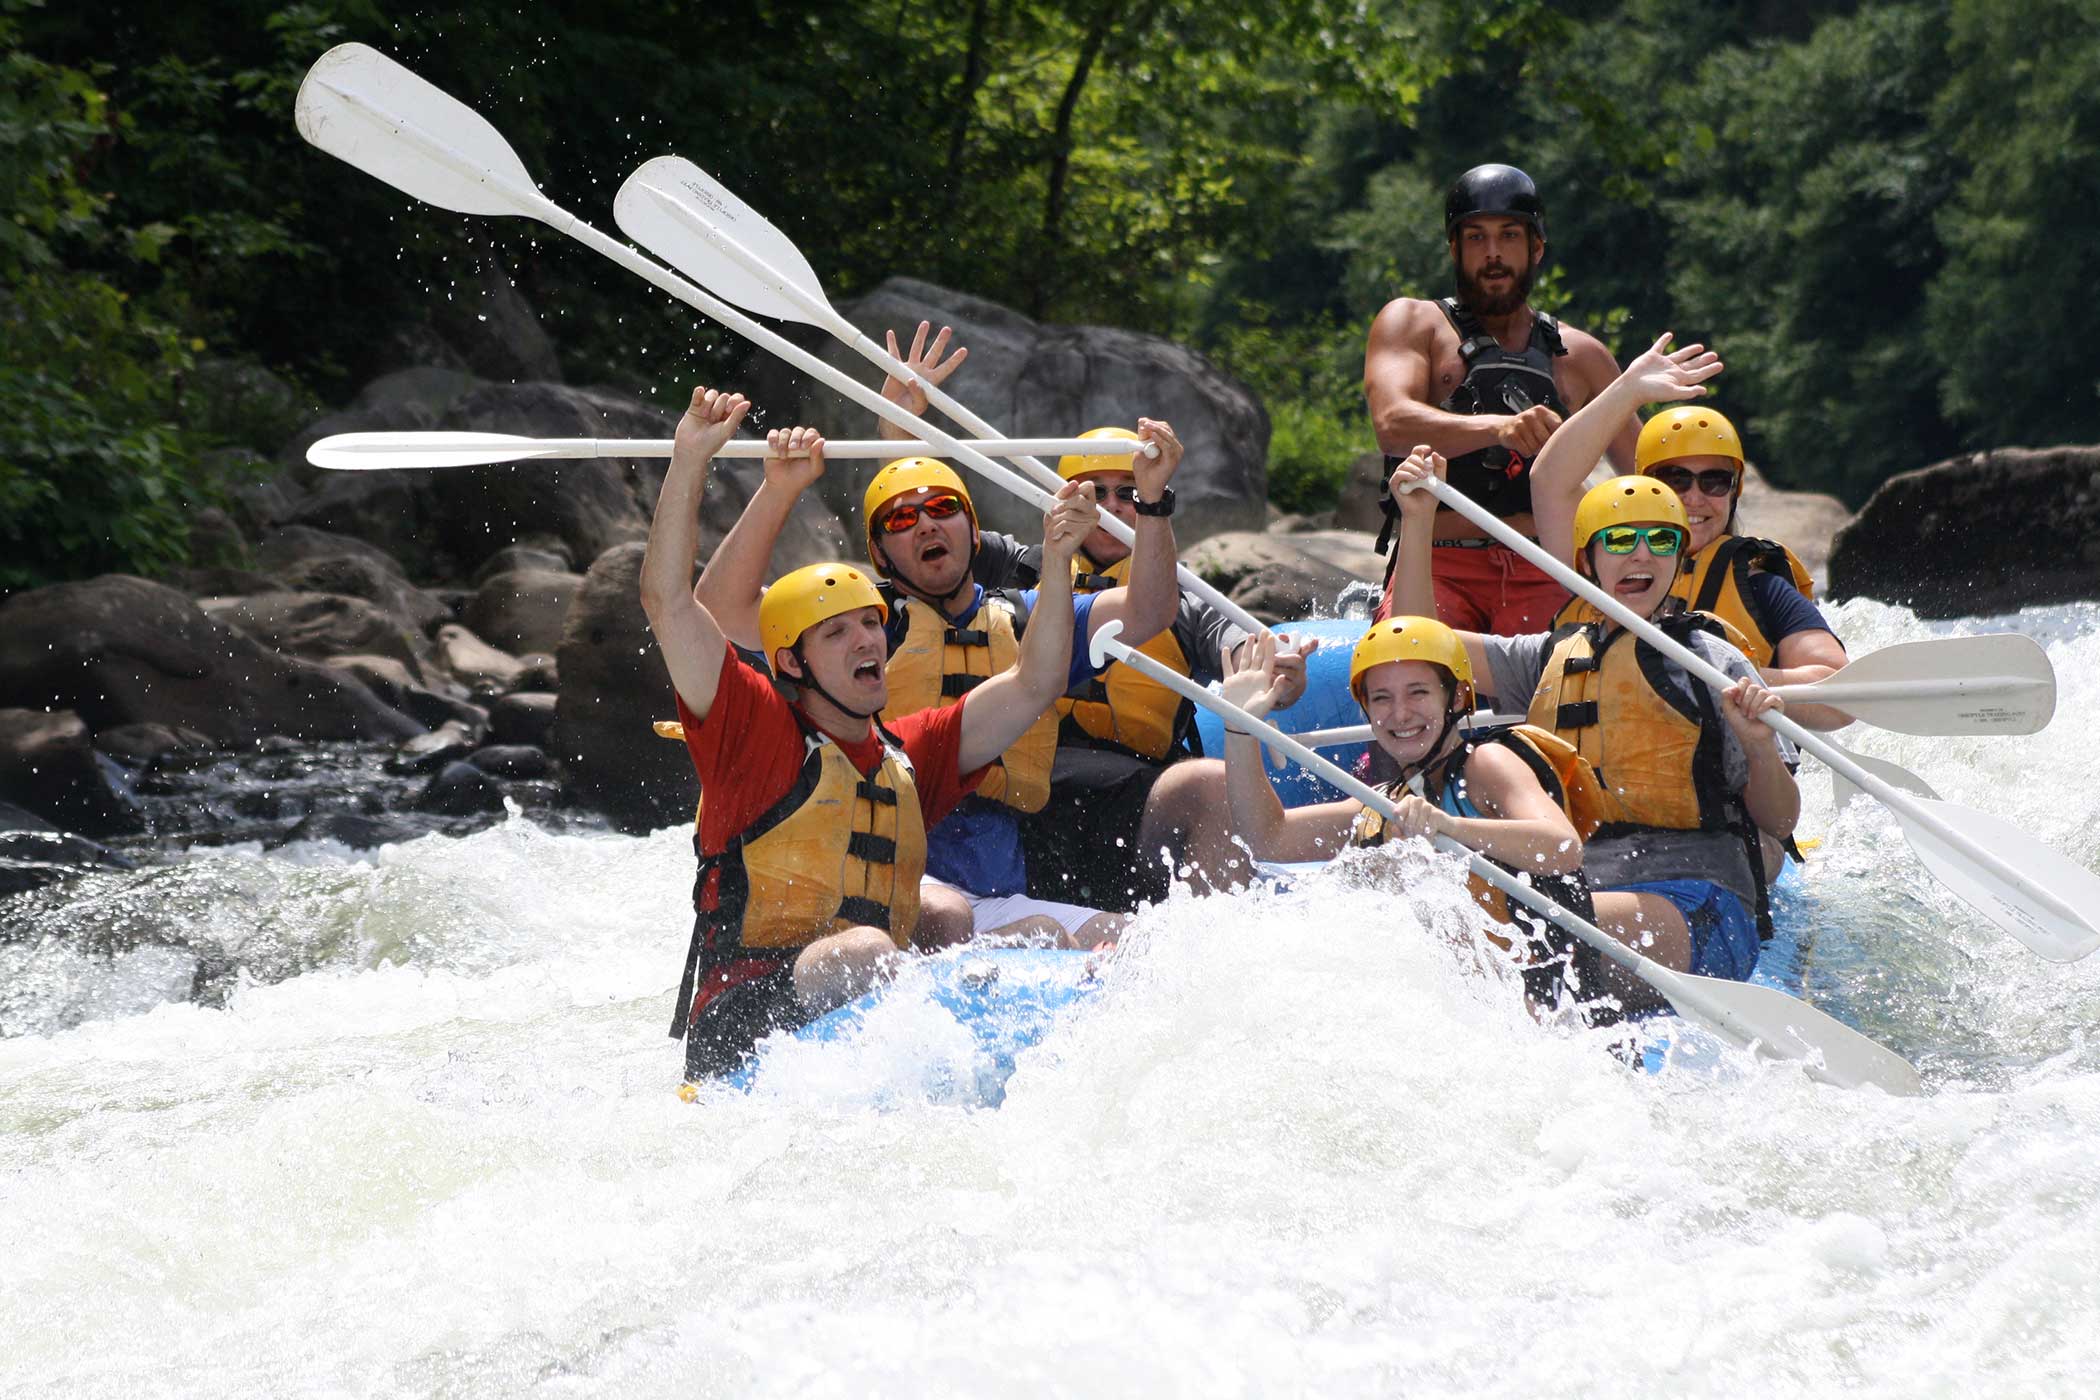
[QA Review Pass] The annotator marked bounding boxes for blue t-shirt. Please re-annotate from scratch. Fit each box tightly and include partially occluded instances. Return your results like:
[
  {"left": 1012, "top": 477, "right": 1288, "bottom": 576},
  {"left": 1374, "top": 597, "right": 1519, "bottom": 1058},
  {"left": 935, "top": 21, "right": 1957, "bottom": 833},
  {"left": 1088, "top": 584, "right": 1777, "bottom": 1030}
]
[
  {"left": 911, "top": 585, "right": 1104, "bottom": 897},
  {"left": 1746, "top": 570, "right": 1833, "bottom": 647}
]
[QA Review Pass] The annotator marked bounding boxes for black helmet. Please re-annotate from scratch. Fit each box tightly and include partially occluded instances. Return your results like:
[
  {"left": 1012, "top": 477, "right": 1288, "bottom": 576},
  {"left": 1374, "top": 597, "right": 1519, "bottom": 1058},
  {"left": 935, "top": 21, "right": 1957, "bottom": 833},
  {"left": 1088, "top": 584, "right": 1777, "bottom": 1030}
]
[{"left": 1445, "top": 164, "right": 1546, "bottom": 241}]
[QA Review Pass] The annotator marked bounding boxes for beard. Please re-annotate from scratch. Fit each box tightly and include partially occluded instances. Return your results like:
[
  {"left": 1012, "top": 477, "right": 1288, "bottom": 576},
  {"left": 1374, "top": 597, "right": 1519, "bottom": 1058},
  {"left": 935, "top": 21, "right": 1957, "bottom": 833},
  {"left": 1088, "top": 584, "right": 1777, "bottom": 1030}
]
[{"left": 1454, "top": 254, "right": 1537, "bottom": 317}]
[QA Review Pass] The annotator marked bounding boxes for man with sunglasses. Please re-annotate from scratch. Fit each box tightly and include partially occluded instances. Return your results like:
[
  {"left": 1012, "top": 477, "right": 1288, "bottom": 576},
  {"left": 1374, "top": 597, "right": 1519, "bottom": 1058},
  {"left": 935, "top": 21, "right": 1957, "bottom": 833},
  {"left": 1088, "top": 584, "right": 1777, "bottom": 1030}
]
[
  {"left": 871, "top": 326, "right": 1300, "bottom": 911},
  {"left": 1524, "top": 334, "right": 1851, "bottom": 730},
  {"left": 1387, "top": 454, "right": 1799, "bottom": 999},
  {"left": 1363, "top": 163, "right": 1637, "bottom": 637}
]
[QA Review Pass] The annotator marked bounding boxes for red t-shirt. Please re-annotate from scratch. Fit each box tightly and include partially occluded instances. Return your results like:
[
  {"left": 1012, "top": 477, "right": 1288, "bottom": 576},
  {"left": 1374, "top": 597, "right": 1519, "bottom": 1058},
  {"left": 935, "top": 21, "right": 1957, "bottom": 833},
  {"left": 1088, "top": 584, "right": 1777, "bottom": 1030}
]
[{"left": 674, "top": 643, "right": 984, "bottom": 854}]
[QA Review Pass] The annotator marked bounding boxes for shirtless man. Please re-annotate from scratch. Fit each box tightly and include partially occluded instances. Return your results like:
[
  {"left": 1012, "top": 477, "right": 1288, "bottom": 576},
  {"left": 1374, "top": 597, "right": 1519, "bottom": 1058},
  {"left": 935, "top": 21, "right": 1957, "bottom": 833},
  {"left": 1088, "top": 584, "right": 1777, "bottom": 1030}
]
[{"left": 1364, "top": 162, "right": 1636, "bottom": 636}]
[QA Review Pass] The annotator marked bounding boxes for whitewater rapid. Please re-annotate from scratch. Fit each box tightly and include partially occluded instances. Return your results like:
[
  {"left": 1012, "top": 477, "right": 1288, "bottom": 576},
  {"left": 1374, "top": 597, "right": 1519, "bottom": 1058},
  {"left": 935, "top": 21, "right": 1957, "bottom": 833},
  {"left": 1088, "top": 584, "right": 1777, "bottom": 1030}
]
[{"left": 3, "top": 598, "right": 2097, "bottom": 1397}]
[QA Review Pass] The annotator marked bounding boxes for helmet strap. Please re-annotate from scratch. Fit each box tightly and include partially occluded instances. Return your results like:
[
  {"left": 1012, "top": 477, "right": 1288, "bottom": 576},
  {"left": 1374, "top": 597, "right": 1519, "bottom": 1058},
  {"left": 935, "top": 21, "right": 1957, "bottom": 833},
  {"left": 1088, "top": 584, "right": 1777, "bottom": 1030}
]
[
  {"left": 1394, "top": 703, "right": 1465, "bottom": 794},
  {"left": 785, "top": 641, "right": 883, "bottom": 724}
]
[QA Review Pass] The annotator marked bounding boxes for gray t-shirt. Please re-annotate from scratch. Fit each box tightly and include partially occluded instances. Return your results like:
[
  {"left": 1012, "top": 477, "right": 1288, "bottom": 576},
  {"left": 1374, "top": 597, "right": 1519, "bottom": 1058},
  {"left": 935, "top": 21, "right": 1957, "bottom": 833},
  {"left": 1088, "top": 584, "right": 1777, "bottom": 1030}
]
[{"left": 1478, "top": 624, "right": 1787, "bottom": 906}]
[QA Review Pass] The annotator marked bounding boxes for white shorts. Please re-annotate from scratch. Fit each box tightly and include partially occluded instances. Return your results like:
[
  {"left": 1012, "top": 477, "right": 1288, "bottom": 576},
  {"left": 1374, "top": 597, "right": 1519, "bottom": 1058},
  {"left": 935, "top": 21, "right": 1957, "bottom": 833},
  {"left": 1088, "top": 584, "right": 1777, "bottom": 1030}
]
[{"left": 922, "top": 879, "right": 1107, "bottom": 941}]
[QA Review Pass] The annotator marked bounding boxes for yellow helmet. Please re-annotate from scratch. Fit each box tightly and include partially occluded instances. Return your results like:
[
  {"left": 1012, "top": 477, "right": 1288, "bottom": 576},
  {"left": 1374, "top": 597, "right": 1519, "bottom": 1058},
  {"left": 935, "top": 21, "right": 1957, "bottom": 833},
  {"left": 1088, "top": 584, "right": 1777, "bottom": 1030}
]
[
  {"left": 862, "top": 456, "right": 978, "bottom": 574},
  {"left": 1572, "top": 475, "right": 1691, "bottom": 565},
  {"left": 759, "top": 562, "right": 887, "bottom": 661},
  {"left": 1636, "top": 406, "right": 1744, "bottom": 474},
  {"left": 1057, "top": 426, "right": 1142, "bottom": 481},
  {"left": 1349, "top": 616, "right": 1474, "bottom": 711}
]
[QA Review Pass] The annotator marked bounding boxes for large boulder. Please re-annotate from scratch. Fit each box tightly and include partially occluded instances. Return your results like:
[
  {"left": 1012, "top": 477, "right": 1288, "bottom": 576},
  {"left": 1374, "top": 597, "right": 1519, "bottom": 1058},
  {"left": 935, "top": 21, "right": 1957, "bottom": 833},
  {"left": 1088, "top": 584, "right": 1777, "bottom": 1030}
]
[
  {"left": 0, "top": 709, "right": 145, "bottom": 836},
  {"left": 1829, "top": 446, "right": 2100, "bottom": 617},
  {"left": 253, "top": 527, "right": 448, "bottom": 633},
  {"left": 199, "top": 592, "right": 431, "bottom": 679},
  {"left": 743, "top": 276, "right": 1268, "bottom": 546},
  {"left": 1187, "top": 529, "right": 1383, "bottom": 604},
  {"left": 554, "top": 543, "right": 697, "bottom": 833},
  {"left": 0, "top": 576, "right": 424, "bottom": 744},
  {"left": 464, "top": 568, "right": 583, "bottom": 658}
]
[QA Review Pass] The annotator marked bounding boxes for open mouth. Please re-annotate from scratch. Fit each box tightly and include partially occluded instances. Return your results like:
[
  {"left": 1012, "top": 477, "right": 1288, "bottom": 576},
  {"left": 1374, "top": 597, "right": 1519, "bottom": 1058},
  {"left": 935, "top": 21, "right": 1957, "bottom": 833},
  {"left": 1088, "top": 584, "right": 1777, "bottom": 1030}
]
[
  {"left": 852, "top": 658, "right": 881, "bottom": 682},
  {"left": 1614, "top": 569, "right": 1656, "bottom": 598},
  {"left": 1382, "top": 722, "right": 1431, "bottom": 746},
  {"left": 918, "top": 542, "right": 949, "bottom": 564}
]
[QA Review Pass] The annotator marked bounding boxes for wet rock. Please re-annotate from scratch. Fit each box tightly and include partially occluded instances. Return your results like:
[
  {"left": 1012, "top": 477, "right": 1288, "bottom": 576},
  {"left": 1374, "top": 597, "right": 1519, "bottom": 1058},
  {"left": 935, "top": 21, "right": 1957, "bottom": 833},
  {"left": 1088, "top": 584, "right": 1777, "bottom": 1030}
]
[
  {"left": 272, "top": 552, "right": 448, "bottom": 635},
  {"left": 472, "top": 542, "right": 573, "bottom": 585},
  {"left": 464, "top": 568, "right": 583, "bottom": 658},
  {"left": 468, "top": 744, "right": 550, "bottom": 779},
  {"left": 0, "top": 827, "right": 136, "bottom": 895},
  {"left": 513, "top": 653, "right": 559, "bottom": 692},
  {"left": 387, "top": 719, "right": 481, "bottom": 775},
  {"left": 326, "top": 655, "right": 487, "bottom": 731},
  {"left": 489, "top": 692, "right": 558, "bottom": 748},
  {"left": 93, "top": 723, "right": 221, "bottom": 769},
  {"left": 268, "top": 810, "right": 430, "bottom": 851},
  {"left": 433, "top": 623, "right": 526, "bottom": 692},
  {"left": 200, "top": 590, "right": 432, "bottom": 679},
  {"left": 414, "top": 759, "right": 507, "bottom": 816},
  {"left": 555, "top": 543, "right": 698, "bottom": 833},
  {"left": 0, "top": 708, "right": 147, "bottom": 836},
  {"left": 1829, "top": 446, "right": 2100, "bottom": 616},
  {"left": 748, "top": 275, "right": 1268, "bottom": 545},
  {"left": 0, "top": 576, "right": 422, "bottom": 745},
  {"left": 1188, "top": 529, "right": 1382, "bottom": 601}
]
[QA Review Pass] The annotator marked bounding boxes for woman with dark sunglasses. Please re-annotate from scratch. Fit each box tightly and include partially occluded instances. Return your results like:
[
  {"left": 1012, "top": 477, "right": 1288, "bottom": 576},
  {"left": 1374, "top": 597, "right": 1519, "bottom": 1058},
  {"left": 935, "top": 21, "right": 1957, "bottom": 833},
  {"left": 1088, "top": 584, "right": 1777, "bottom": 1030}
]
[
  {"left": 1525, "top": 335, "right": 1853, "bottom": 731},
  {"left": 1386, "top": 456, "right": 1799, "bottom": 1003}
]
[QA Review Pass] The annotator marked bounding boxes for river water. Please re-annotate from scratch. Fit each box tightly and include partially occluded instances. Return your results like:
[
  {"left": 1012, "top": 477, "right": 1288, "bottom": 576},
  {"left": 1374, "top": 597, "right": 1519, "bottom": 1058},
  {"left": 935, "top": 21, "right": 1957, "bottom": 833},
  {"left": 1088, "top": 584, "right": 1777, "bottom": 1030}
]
[{"left": 3, "top": 598, "right": 2097, "bottom": 1397}]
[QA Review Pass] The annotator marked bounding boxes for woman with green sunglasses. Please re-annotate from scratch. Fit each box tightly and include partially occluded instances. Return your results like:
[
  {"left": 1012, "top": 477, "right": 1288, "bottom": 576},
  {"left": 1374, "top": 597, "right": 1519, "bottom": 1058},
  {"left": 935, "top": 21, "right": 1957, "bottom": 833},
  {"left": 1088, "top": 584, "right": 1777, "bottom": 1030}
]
[{"left": 1386, "top": 454, "right": 1800, "bottom": 1005}]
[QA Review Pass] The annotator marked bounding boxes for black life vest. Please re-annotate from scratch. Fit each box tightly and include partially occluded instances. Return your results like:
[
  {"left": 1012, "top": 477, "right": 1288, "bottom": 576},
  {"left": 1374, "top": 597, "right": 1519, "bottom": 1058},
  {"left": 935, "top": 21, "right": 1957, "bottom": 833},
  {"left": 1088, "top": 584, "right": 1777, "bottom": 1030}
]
[{"left": 1374, "top": 298, "right": 1569, "bottom": 556}]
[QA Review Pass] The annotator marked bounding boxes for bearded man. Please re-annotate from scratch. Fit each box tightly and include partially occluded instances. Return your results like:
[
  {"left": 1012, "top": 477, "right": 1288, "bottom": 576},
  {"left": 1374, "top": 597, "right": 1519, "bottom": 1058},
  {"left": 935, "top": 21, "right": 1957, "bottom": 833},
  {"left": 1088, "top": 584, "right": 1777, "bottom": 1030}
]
[{"left": 1363, "top": 163, "right": 1636, "bottom": 636}]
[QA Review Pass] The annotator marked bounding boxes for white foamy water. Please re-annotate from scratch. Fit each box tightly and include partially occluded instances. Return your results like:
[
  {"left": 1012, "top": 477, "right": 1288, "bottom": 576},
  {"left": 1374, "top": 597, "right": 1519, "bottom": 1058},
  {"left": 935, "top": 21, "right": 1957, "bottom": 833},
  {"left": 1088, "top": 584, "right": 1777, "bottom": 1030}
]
[{"left": 3, "top": 601, "right": 2099, "bottom": 1397}]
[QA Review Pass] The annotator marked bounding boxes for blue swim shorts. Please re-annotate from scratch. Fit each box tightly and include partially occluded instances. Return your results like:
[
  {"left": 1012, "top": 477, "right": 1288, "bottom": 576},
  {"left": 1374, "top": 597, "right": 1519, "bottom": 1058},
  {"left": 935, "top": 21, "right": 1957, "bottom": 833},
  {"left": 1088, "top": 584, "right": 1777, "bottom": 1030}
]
[{"left": 1605, "top": 879, "right": 1761, "bottom": 982}]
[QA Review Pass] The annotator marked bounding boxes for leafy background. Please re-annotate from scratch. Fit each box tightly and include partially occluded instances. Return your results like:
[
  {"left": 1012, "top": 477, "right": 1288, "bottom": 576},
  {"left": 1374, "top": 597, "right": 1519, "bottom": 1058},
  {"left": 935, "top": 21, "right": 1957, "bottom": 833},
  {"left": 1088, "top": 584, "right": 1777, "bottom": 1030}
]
[{"left": 4, "top": 0, "right": 2092, "bottom": 587}]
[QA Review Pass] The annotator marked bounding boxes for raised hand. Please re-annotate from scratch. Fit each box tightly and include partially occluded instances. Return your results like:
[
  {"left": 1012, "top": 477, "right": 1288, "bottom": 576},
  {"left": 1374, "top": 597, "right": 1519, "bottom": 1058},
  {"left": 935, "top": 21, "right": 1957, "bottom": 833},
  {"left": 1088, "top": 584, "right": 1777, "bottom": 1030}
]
[
  {"left": 762, "top": 425, "right": 826, "bottom": 495},
  {"left": 1387, "top": 446, "right": 1447, "bottom": 522},
  {"left": 1621, "top": 332, "right": 1723, "bottom": 407},
  {"left": 1133, "top": 417, "right": 1183, "bottom": 501},
  {"left": 880, "top": 321, "right": 969, "bottom": 420},
  {"left": 1264, "top": 633, "right": 1320, "bottom": 712},
  {"left": 674, "top": 386, "right": 750, "bottom": 462},
  {"left": 1497, "top": 403, "right": 1563, "bottom": 458},
  {"left": 1218, "top": 629, "right": 1291, "bottom": 720},
  {"left": 1042, "top": 478, "right": 1101, "bottom": 563}
]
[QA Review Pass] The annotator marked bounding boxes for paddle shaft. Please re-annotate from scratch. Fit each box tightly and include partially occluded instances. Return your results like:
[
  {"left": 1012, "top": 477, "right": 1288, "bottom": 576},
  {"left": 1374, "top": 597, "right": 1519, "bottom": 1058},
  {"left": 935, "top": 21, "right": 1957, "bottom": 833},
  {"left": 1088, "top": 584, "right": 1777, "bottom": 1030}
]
[
  {"left": 1415, "top": 477, "right": 2091, "bottom": 935},
  {"left": 1090, "top": 623, "right": 1915, "bottom": 1090},
  {"left": 632, "top": 180, "right": 1269, "bottom": 636},
  {"left": 310, "top": 434, "right": 1146, "bottom": 464}
]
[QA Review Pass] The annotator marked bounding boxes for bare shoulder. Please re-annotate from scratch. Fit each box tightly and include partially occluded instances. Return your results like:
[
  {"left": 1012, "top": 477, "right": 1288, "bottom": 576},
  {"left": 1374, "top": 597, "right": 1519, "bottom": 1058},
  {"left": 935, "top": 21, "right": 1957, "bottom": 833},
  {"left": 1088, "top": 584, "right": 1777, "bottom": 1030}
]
[
  {"left": 1549, "top": 321, "right": 1625, "bottom": 401},
  {"left": 1368, "top": 295, "right": 1450, "bottom": 348}
]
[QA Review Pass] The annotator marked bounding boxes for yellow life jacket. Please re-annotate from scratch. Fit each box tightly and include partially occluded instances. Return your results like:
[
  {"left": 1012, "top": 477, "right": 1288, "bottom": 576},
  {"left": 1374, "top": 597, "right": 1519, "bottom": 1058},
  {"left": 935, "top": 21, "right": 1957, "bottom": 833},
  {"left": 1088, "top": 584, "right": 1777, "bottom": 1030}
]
[
  {"left": 668, "top": 719, "right": 925, "bottom": 1037},
  {"left": 1347, "top": 725, "right": 1606, "bottom": 1014},
  {"left": 1057, "top": 552, "right": 1191, "bottom": 762},
  {"left": 1524, "top": 608, "right": 1751, "bottom": 834},
  {"left": 881, "top": 590, "right": 1057, "bottom": 813},
  {"left": 1552, "top": 534, "right": 1815, "bottom": 668}
]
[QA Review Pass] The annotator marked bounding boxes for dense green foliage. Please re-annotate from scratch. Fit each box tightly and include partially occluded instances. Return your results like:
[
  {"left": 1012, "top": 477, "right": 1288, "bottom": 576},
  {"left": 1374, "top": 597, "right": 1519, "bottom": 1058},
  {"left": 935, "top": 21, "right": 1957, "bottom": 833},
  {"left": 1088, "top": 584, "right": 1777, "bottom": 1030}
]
[{"left": 3, "top": 0, "right": 2090, "bottom": 585}]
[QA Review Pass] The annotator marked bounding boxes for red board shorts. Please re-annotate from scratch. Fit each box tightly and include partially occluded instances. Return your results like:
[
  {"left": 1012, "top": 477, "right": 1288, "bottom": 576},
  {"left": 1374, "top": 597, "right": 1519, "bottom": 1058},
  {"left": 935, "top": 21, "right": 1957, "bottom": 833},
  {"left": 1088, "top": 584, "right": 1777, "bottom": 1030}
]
[{"left": 1378, "top": 538, "right": 1569, "bottom": 638}]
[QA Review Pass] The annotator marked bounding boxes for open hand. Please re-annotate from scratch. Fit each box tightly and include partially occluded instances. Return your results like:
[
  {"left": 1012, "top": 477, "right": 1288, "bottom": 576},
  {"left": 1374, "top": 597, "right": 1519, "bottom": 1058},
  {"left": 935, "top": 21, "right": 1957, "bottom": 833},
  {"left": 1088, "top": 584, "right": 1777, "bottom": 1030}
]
[
  {"left": 1387, "top": 446, "right": 1447, "bottom": 522},
  {"left": 877, "top": 321, "right": 969, "bottom": 434},
  {"left": 1218, "top": 629, "right": 1292, "bottom": 721},
  {"left": 1042, "top": 478, "right": 1100, "bottom": 563},
  {"left": 674, "top": 386, "right": 750, "bottom": 462},
  {"left": 763, "top": 426, "right": 826, "bottom": 495},
  {"left": 1622, "top": 333, "right": 1723, "bottom": 407}
]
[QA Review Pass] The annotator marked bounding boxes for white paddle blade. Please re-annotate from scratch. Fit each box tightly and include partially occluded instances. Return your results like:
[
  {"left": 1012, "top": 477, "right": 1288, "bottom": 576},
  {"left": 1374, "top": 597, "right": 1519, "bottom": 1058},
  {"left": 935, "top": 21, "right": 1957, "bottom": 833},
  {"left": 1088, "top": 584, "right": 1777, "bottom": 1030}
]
[
  {"left": 296, "top": 44, "right": 543, "bottom": 218},
  {"left": 1897, "top": 796, "right": 2100, "bottom": 962},
  {"left": 1831, "top": 748, "right": 1940, "bottom": 813},
  {"left": 615, "top": 157, "right": 828, "bottom": 325},
  {"left": 1650, "top": 966, "right": 1924, "bottom": 1095},
  {"left": 306, "top": 432, "right": 579, "bottom": 470},
  {"left": 1819, "top": 633, "right": 2055, "bottom": 735}
]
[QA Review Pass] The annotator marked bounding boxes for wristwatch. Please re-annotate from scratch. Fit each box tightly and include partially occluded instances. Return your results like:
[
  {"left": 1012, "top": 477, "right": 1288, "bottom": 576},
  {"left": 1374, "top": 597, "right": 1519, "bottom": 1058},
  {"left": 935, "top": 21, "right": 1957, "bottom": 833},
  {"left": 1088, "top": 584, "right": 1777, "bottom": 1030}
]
[{"left": 1132, "top": 486, "right": 1176, "bottom": 517}]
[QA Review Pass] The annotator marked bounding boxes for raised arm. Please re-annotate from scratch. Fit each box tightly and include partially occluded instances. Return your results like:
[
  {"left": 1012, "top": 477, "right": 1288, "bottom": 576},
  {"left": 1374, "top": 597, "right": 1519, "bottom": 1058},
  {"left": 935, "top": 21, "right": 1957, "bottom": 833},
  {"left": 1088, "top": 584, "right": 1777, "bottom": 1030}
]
[
  {"left": 873, "top": 320, "right": 969, "bottom": 441},
  {"left": 954, "top": 480, "right": 1100, "bottom": 772},
  {"left": 1529, "top": 334, "right": 1722, "bottom": 568},
  {"left": 1364, "top": 298, "right": 1560, "bottom": 461},
  {"left": 1081, "top": 416, "right": 1181, "bottom": 648},
  {"left": 1385, "top": 448, "right": 1495, "bottom": 686},
  {"left": 1219, "top": 631, "right": 1359, "bottom": 861},
  {"left": 692, "top": 426, "right": 828, "bottom": 652},
  {"left": 639, "top": 387, "right": 751, "bottom": 721}
]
